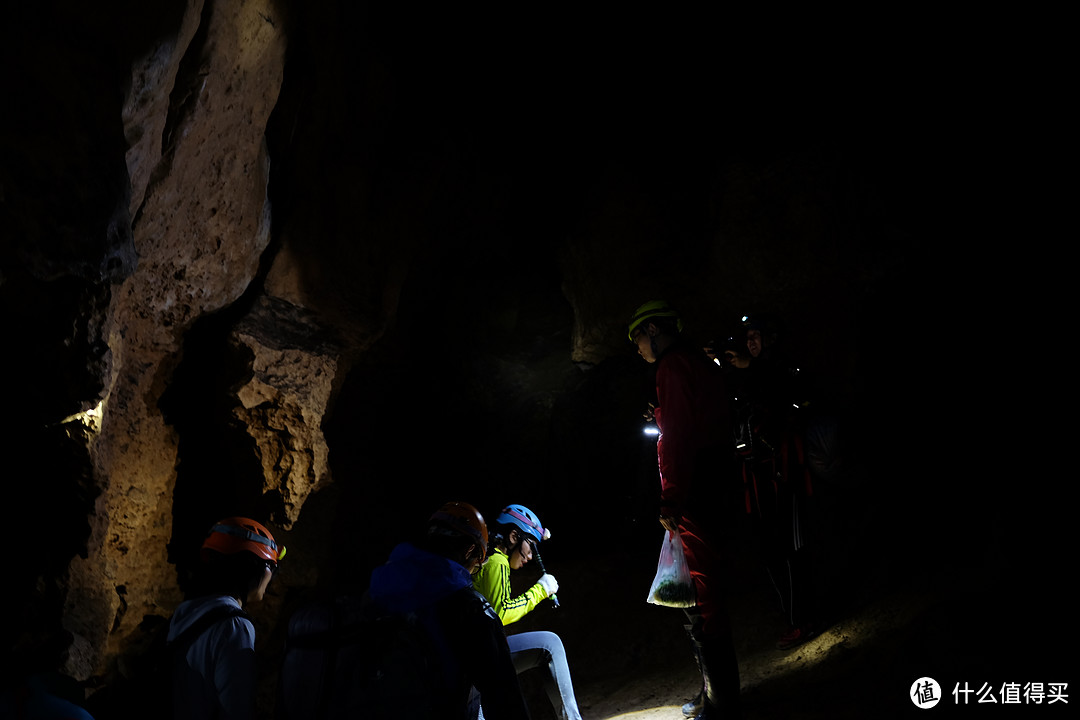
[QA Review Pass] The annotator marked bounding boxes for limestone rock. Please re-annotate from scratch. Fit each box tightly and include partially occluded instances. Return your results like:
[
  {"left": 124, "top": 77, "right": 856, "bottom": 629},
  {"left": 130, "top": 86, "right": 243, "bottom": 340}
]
[
  {"left": 233, "top": 296, "right": 339, "bottom": 527},
  {"left": 62, "top": 0, "right": 288, "bottom": 679}
]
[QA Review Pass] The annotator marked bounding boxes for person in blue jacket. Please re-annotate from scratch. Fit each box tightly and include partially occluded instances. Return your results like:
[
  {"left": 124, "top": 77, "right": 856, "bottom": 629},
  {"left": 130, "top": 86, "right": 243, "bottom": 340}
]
[{"left": 367, "top": 501, "right": 530, "bottom": 720}]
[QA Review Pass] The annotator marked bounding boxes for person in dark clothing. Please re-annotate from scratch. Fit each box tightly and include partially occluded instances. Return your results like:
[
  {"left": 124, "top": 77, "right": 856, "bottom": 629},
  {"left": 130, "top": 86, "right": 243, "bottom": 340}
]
[
  {"left": 366, "top": 501, "right": 531, "bottom": 720},
  {"left": 629, "top": 301, "right": 742, "bottom": 720},
  {"left": 0, "top": 629, "right": 96, "bottom": 720},
  {"left": 730, "top": 314, "right": 820, "bottom": 651}
]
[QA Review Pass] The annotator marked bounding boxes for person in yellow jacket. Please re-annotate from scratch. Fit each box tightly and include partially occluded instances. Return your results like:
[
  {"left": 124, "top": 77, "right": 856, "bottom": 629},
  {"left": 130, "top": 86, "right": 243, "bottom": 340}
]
[{"left": 472, "top": 504, "right": 583, "bottom": 720}]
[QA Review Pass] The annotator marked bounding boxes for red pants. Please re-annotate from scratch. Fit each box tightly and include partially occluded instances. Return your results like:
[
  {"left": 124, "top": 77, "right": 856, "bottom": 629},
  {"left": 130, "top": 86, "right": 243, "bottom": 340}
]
[{"left": 677, "top": 515, "right": 733, "bottom": 641}]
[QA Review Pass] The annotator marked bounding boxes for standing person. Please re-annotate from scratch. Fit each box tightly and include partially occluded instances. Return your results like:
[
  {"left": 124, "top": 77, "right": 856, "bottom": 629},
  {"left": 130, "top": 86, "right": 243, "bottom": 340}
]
[
  {"left": 628, "top": 300, "right": 742, "bottom": 720},
  {"left": 169, "top": 516, "right": 284, "bottom": 720},
  {"left": 734, "top": 314, "right": 820, "bottom": 650},
  {"left": 366, "top": 501, "right": 530, "bottom": 720},
  {"left": 472, "top": 504, "right": 583, "bottom": 720}
]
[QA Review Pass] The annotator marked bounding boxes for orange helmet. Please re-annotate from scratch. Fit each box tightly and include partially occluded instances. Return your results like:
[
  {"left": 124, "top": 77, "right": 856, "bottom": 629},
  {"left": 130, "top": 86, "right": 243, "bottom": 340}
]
[
  {"left": 201, "top": 517, "right": 285, "bottom": 566},
  {"left": 429, "top": 501, "right": 489, "bottom": 562}
]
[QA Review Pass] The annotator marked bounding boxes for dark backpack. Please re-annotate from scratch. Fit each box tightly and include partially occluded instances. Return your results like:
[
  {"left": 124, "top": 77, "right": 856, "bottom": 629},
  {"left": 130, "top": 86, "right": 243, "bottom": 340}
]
[{"left": 278, "top": 595, "right": 454, "bottom": 720}]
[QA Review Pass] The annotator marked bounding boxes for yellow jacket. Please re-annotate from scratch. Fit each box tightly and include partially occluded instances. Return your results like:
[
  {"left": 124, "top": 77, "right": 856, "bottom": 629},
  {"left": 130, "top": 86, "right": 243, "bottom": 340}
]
[{"left": 472, "top": 548, "right": 549, "bottom": 626}]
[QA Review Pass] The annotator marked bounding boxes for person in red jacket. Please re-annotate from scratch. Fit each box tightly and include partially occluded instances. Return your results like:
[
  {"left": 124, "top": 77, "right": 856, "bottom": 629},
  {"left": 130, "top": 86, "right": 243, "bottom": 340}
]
[{"left": 629, "top": 300, "right": 742, "bottom": 720}]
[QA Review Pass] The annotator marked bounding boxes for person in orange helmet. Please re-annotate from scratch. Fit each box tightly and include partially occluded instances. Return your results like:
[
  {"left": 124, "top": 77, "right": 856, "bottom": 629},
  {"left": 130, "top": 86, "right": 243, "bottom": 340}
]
[{"left": 168, "top": 517, "right": 284, "bottom": 720}]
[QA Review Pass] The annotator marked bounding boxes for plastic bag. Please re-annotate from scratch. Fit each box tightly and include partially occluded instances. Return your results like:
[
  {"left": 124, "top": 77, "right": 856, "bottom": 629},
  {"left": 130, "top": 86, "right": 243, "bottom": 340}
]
[{"left": 646, "top": 529, "right": 697, "bottom": 608}]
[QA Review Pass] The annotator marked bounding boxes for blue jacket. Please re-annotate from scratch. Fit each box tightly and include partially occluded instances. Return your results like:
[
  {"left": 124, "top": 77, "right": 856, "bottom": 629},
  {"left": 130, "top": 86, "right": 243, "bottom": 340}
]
[
  {"left": 367, "top": 543, "right": 529, "bottom": 720},
  {"left": 369, "top": 542, "right": 475, "bottom": 614}
]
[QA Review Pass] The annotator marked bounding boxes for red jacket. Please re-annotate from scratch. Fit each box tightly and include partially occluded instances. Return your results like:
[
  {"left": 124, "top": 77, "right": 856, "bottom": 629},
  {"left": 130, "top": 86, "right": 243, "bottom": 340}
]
[{"left": 654, "top": 341, "right": 733, "bottom": 521}]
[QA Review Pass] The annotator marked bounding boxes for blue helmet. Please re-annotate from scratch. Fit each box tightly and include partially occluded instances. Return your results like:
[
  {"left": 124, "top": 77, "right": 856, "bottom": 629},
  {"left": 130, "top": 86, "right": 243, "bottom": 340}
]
[{"left": 496, "top": 504, "right": 550, "bottom": 545}]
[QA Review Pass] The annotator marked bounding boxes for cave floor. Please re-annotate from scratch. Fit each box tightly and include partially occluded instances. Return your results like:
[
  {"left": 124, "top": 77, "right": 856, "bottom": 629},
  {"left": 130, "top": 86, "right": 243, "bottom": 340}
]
[
  {"left": 567, "top": 584, "right": 934, "bottom": 720},
  {"left": 510, "top": 533, "right": 1058, "bottom": 720}
]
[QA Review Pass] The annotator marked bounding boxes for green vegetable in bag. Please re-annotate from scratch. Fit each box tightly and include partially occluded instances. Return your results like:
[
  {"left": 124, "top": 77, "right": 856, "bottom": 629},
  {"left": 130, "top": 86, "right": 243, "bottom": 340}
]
[
  {"left": 653, "top": 578, "right": 696, "bottom": 605},
  {"left": 646, "top": 529, "right": 697, "bottom": 608}
]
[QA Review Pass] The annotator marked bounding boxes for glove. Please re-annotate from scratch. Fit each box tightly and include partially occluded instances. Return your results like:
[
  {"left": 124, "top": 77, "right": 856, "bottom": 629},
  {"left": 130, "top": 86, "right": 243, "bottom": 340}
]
[{"left": 537, "top": 573, "right": 559, "bottom": 597}]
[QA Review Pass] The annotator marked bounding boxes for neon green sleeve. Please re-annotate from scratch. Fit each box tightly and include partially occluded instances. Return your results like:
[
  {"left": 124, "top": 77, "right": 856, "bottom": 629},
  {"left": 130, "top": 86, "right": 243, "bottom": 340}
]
[{"left": 472, "top": 549, "right": 548, "bottom": 626}]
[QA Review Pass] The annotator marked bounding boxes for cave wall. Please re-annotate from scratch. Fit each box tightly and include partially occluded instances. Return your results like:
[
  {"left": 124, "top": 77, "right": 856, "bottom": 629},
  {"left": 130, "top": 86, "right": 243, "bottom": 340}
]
[
  {"left": 0, "top": 0, "right": 994, "bottom": 708},
  {"left": 3, "top": 0, "right": 291, "bottom": 681}
]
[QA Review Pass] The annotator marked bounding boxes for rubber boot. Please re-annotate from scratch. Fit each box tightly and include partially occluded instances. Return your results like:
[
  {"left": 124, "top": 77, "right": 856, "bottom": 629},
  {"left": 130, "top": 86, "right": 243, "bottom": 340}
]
[
  {"left": 692, "top": 635, "right": 741, "bottom": 720},
  {"left": 682, "top": 690, "right": 704, "bottom": 719},
  {"left": 682, "top": 623, "right": 704, "bottom": 718}
]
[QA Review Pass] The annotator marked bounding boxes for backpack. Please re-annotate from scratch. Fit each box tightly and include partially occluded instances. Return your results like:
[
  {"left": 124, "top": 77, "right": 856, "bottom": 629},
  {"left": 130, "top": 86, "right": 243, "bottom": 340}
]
[
  {"left": 278, "top": 595, "right": 454, "bottom": 720},
  {"left": 91, "top": 604, "right": 250, "bottom": 720}
]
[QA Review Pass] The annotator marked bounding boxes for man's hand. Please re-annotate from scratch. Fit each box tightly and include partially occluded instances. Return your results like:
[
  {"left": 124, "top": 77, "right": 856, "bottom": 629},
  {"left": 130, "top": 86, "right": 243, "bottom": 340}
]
[
  {"left": 659, "top": 515, "right": 680, "bottom": 533},
  {"left": 725, "top": 350, "right": 750, "bottom": 369}
]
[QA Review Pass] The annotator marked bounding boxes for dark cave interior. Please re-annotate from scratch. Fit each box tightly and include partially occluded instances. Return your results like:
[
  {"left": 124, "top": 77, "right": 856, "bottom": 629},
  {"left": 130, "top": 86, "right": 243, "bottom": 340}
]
[{"left": 1, "top": 2, "right": 1069, "bottom": 719}]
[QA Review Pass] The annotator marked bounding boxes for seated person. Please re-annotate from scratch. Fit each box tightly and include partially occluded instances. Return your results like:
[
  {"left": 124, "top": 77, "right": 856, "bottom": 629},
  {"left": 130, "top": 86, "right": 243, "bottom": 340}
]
[
  {"left": 367, "top": 501, "right": 529, "bottom": 720},
  {"left": 473, "top": 504, "right": 583, "bottom": 720}
]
